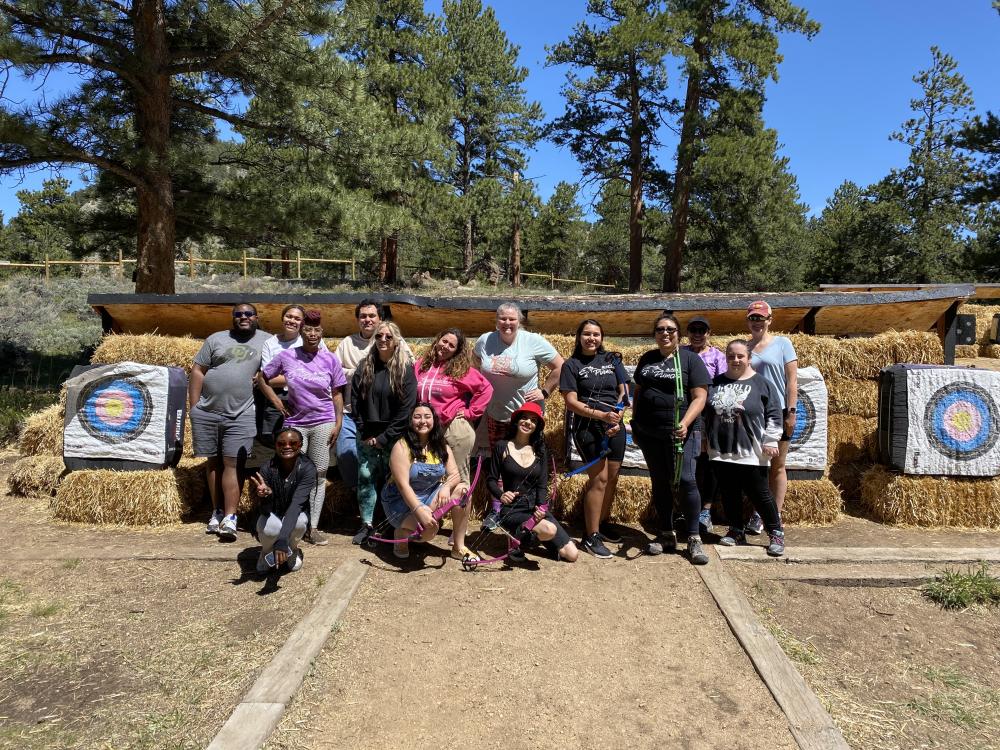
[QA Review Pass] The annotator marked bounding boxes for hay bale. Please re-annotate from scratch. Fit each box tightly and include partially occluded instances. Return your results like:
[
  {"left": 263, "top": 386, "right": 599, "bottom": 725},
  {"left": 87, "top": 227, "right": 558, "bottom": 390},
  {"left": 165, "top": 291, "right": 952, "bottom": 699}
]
[
  {"left": 54, "top": 468, "right": 184, "bottom": 525},
  {"left": 174, "top": 457, "right": 208, "bottom": 514},
  {"left": 955, "top": 344, "right": 980, "bottom": 359},
  {"left": 981, "top": 344, "right": 1000, "bottom": 359},
  {"left": 826, "top": 377, "right": 878, "bottom": 418},
  {"left": 7, "top": 455, "right": 64, "bottom": 497},
  {"left": 828, "top": 414, "right": 878, "bottom": 463},
  {"left": 553, "top": 472, "right": 654, "bottom": 524},
  {"left": 788, "top": 331, "right": 942, "bottom": 380},
  {"left": 860, "top": 465, "right": 1000, "bottom": 528},
  {"left": 18, "top": 403, "right": 64, "bottom": 457},
  {"left": 828, "top": 461, "right": 872, "bottom": 505},
  {"left": 782, "top": 479, "right": 842, "bottom": 525},
  {"left": 91, "top": 333, "right": 204, "bottom": 374},
  {"left": 958, "top": 303, "right": 1000, "bottom": 346}
]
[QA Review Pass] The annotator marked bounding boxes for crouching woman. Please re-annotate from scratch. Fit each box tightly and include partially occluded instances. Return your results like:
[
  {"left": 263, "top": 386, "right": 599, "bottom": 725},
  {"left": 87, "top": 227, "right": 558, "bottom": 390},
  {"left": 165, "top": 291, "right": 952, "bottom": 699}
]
[{"left": 250, "top": 427, "right": 315, "bottom": 573}]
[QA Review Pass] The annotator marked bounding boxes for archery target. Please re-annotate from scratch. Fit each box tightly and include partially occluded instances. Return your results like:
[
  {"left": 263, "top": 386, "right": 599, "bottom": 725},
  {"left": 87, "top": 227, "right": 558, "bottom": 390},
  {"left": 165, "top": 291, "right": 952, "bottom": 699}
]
[
  {"left": 887, "top": 365, "right": 1000, "bottom": 476},
  {"left": 64, "top": 362, "right": 188, "bottom": 470},
  {"left": 78, "top": 376, "right": 154, "bottom": 444},
  {"left": 786, "top": 366, "right": 828, "bottom": 473}
]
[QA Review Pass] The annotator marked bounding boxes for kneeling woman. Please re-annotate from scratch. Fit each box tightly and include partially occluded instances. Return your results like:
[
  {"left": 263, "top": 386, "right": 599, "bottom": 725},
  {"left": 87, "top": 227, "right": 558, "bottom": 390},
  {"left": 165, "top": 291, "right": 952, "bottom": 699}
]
[
  {"left": 486, "top": 402, "right": 578, "bottom": 563},
  {"left": 250, "top": 427, "right": 314, "bottom": 573},
  {"left": 705, "top": 340, "right": 785, "bottom": 556},
  {"left": 380, "top": 403, "right": 472, "bottom": 560}
]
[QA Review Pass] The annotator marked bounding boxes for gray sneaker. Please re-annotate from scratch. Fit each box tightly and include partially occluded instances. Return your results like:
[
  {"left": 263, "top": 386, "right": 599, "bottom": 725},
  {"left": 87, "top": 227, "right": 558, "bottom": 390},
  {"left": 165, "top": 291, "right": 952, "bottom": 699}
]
[
  {"left": 718, "top": 528, "right": 746, "bottom": 547},
  {"left": 767, "top": 530, "right": 785, "bottom": 557},
  {"left": 218, "top": 514, "right": 238, "bottom": 541},
  {"left": 304, "top": 529, "right": 329, "bottom": 546},
  {"left": 645, "top": 531, "right": 676, "bottom": 556},
  {"left": 746, "top": 512, "right": 764, "bottom": 535},
  {"left": 687, "top": 536, "right": 709, "bottom": 565},
  {"left": 698, "top": 508, "right": 713, "bottom": 535}
]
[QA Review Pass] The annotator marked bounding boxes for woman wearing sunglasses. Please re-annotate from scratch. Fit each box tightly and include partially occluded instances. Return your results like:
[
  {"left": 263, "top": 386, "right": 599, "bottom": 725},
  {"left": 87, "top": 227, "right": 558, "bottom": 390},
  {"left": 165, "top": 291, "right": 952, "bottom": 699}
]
[
  {"left": 745, "top": 301, "right": 798, "bottom": 527},
  {"left": 632, "top": 313, "right": 712, "bottom": 564},
  {"left": 350, "top": 321, "right": 417, "bottom": 541}
]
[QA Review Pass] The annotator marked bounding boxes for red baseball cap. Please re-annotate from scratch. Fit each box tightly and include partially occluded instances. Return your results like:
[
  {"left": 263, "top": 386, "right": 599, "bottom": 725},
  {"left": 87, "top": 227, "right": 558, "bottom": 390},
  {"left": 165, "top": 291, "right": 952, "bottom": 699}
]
[
  {"left": 746, "top": 300, "right": 772, "bottom": 318},
  {"left": 511, "top": 400, "right": 545, "bottom": 429}
]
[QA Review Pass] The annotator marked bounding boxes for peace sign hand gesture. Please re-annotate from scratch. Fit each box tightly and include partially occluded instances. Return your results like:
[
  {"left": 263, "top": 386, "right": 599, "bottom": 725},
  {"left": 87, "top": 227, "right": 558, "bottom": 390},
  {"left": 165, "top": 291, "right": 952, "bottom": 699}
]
[{"left": 250, "top": 472, "right": 272, "bottom": 499}]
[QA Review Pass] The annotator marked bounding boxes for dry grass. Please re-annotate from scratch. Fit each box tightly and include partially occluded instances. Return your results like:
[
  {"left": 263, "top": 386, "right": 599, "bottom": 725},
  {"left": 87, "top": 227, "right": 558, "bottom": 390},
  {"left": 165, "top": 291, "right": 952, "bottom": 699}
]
[
  {"left": 782, "top": 479, "right": 842, "bottom": 525},
  {"left": 7, "top": 455, "right": 64, "bottom": 497},
  {"left": 860, "top": 465, "right": 1000, "bottom": 528},
  {"left": 828, "top": 414, "right": 878, "bottom": 464},
  {"left": 955, "top": 344, "right": 981, "bottom": 358},
  {"left": 788, "top": 331, "right": 943, "bottom": 380},
  {"left": 959, "top": 303, "right": 1000, "bottom": 344},
  {"left": 91, "top": 333, "right": 204, "bottom": 374},
  {"left": 826, "top": 377, "right": 879, "bottom": 418},
  {"left": 18, "top": 403, "right": 64, "bottom": 457}
]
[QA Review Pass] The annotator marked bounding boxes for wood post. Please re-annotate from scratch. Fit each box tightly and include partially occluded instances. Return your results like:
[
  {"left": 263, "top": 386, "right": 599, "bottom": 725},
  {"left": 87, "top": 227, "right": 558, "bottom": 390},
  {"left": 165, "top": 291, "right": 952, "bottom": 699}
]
[
  {"left": 296, "top": 250, "right": 302, "bottom": 280},
  {"left": 44, "top": 255, "right": 50, "bottom": 283},
  {"left": 189, "top": 247, "right": 195, "bottom": 278},
  {"left": 242, "top": 249, "right": 248, "bottom": 279}
]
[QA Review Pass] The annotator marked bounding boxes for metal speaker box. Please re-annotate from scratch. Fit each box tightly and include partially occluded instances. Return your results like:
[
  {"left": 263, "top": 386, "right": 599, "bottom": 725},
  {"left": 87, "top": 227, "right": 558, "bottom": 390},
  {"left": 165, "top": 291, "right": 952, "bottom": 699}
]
[{"left": 956, "top": 314, "right": 977, "bottom": 345}]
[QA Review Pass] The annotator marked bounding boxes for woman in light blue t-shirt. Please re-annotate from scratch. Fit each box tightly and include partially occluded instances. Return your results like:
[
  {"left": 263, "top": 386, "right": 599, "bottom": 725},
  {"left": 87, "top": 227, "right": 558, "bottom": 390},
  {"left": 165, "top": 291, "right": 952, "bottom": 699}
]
[{"left": 746, "top": 300, "right": 798, "bottom": 523}]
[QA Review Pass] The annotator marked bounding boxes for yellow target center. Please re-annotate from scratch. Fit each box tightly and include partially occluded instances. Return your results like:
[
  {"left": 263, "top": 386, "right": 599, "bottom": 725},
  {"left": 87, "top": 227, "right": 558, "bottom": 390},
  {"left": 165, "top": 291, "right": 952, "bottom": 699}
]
[
  {"left": 104, "top": 400, "right": 125, "bottom": 418},
  {"left": 949, "top": 411, "right": 973, "bottom": 432}
]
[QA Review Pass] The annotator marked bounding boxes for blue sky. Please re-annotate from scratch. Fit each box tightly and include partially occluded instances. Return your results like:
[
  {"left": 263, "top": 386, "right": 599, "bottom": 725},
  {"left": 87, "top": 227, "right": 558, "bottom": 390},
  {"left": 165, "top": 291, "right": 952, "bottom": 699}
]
[{"left": 2, "top": 0, "right": 998, "bottom": 222}]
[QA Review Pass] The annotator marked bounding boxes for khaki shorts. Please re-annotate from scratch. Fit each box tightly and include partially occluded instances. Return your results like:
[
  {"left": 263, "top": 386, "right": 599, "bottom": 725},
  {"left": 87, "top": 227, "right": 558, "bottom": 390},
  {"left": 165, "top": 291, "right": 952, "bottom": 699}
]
[{"left": 445, "top": 416, "right": 477, "bottom": 483}]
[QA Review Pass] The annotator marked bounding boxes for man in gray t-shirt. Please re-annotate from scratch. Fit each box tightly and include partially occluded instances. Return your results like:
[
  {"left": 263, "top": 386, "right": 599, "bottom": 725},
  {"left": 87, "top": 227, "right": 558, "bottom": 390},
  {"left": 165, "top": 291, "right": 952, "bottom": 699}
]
[{"left": 189, "top": 303, "right": 270, "bottom": 541}]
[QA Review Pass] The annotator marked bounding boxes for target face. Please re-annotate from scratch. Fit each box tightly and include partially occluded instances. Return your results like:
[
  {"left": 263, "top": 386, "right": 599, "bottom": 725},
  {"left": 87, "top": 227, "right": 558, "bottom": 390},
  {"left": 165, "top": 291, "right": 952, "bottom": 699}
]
[
  {"left": 923, "top": 383, "right": 999, "bottom": 461},
  {"left": 789, "top": 390, "right": 816, "bottom": 448},
  {"left": 78, "top": 376, "right": 153, "bottom": 444}
]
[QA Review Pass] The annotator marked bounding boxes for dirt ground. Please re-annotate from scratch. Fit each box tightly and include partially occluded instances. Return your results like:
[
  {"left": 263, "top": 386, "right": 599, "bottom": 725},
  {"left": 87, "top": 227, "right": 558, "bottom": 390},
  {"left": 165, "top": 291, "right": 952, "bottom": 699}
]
[{"left": 730, "top": 561, "right": 1000, "bottom": 750}]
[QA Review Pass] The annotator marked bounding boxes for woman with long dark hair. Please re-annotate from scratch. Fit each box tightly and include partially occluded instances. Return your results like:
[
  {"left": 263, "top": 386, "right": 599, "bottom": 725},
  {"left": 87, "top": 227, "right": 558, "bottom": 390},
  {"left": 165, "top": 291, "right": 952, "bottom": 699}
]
[
  {"left": 380, "top": 403, "right": 472, "bottom": 560},
  {"left": 559, "top": 318, "right": 629, "bottom": 559},
  {"left": 632, "top": 313, "right": 711, "bottom": 564},
  {"left": 484, "top": 402, "right": 577, "bottom": 563}
]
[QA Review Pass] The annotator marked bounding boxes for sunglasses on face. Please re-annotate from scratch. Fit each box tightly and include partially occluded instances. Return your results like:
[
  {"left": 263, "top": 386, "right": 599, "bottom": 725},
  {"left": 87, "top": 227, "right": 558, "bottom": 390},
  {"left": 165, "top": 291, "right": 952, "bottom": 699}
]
[
  {"left": 233, "top": 311, "right": 256, "bottom": 319},
  {"left": 748, "top": 315, "right": 768, "bottom": 322},
  {"left": 655, "top": 326, "right": 678, "bottom": 334},
  {"left": 688, "top": 327, "right": 708, "bottom": 335},
  {"left": 375, "top": 333, "right": 394, "bottom": 341}
]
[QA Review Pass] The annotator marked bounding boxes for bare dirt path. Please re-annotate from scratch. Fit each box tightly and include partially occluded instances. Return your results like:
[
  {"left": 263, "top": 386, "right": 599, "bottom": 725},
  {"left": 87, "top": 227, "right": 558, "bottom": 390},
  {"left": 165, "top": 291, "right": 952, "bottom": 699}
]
[{"left": 265, "top": 548, "right": 799, "bottom": 750}]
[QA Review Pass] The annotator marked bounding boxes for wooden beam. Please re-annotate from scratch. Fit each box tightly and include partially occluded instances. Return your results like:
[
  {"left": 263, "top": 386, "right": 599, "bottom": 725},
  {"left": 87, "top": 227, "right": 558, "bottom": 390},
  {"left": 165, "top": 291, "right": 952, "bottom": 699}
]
[{"left": 697, "top": 551, "right": 851, "bottom": 750}]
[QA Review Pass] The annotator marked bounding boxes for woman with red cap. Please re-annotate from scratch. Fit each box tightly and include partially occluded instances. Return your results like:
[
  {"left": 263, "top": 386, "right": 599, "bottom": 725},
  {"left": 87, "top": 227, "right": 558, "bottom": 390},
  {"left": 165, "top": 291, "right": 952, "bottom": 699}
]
[
  {"left": 259, "top": 309, "right": 346, "bottom": 545},
  {"left": 484, "top": 401, "right": 578, "bottom": 563},
  {"left": 745, "top": 300, "right": 798, "bottom": 526}
]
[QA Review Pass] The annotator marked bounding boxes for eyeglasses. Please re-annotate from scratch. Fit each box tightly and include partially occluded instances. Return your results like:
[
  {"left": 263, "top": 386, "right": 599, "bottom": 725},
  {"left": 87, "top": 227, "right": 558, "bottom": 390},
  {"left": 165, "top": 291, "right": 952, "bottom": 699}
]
[
  {"left": 748, "top": 315, "right": 769, "bottom": 322},
  {"left": 655, "top": 326, "right": 678, "bottom": 334},
  {"left": 374, "top": 333, "right": 394, "bottom": 341},
  {"left": 233, "top": 311, "right": 256, "bottom": 319}
]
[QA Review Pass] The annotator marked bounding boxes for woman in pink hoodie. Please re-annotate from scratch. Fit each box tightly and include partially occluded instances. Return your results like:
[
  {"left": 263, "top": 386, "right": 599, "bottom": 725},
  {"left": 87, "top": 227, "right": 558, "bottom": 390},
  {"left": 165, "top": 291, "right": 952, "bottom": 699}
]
[{"left": 415, "top": 328, "right": 493, "bottom": 483}]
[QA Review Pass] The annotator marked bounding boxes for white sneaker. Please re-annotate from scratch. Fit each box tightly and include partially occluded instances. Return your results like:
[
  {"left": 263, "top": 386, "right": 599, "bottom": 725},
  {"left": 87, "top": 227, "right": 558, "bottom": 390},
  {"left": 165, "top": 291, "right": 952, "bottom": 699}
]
[
  {"left": 218, "top": 514, "right": 238, "bottom": 541},
  {"left": 206, "top": 509, "right": 224, "bottom": 534},
  {"left": 286, "top": 550, "right": 303, "bottom": 572}
]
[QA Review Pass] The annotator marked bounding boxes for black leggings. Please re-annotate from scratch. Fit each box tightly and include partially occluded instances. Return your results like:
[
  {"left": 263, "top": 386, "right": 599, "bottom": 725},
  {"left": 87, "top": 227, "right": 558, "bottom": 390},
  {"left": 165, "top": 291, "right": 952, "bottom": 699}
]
[
  {"left": 714, "top": 462, "right": 782, "bottom": 533},
  {"left": 635, "top": 431, "right": 701, "bottom": 537},
  {"left": 696, "top": 452, "right": 717, "bottom": 508}
]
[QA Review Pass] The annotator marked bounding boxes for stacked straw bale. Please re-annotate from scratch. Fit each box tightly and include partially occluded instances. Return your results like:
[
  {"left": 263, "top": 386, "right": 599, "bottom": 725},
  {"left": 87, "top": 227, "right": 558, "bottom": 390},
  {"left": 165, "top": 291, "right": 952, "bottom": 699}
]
[
  {"left": 91, "top": 333, "right": 204, "bottom": 374},
  {"left": 18, "top": 403, "right": 64, "bottom": 457},
  {"left": 826, "top": 377, "right": 879, "bottom": 418},
  {"left": 957, "top": 303, "right": 1000, "bottom": 358},
  {"left": 828, "top": 414, "right": 878, "bottom": 464},
  {"left": 860, "top": 465, "right": 1000, "bottom": 528},
  {"left": 7, "top": 455, "right": 65, "bottom": 497}
]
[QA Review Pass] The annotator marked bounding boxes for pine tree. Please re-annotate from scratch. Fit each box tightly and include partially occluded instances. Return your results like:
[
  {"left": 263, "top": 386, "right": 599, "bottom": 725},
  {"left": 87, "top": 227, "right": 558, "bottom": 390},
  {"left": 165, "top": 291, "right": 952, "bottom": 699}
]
[
  {"left": 0, "top": 1, "right": 338, "bottom": 293},
  {"left": 546, "top": 0, "right": 674, "bottom": 292}
]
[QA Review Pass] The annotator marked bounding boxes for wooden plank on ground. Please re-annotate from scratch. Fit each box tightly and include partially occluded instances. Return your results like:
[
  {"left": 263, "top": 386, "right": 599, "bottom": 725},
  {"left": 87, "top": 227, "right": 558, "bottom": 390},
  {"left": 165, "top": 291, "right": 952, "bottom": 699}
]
[
  {"left": 207, "top": 561, "right": 368, "bottom": 750},
  {"left": 716, "top": 546, "right": 1000, "bottom": 564},
  {"left": 697, "top": 550, "right": 851, "bottom": 750}
]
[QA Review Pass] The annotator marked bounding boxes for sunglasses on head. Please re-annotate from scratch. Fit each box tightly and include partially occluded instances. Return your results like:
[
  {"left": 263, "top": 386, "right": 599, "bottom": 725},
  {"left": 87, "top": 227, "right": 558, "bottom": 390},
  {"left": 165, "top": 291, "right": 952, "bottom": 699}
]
[
  {"left": 748, "top": 315, "right": 768, "bottom": 322},
  {"left": 655, "top": 326, "right": 678, "bottom": 334},
  {"left": 233, "top": 310, "right": 256, "bottom": 318}
]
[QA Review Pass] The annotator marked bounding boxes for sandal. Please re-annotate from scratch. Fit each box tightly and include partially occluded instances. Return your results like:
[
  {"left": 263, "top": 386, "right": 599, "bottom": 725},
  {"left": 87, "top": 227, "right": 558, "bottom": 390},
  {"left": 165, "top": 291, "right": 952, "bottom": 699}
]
[{"left": 450, "top": 546, "right": 479, "bottom": 562}]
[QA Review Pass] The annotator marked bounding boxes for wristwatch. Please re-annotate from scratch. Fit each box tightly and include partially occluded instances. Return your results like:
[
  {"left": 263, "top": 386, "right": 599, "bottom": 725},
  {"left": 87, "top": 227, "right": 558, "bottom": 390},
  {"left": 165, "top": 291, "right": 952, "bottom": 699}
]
[
  {"left": 788, "top": 406, "right": 797, "bottom": 412},
  {"left": 541, "top": 388, "right": 550, "bottom": 398}
]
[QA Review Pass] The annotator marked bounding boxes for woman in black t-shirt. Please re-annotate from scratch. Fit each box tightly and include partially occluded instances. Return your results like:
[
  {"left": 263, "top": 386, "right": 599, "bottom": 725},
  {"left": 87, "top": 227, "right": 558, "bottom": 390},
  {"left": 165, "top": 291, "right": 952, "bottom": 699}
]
[
  {"left": 559, "top": 319, "right": 629, "bottom": 559},
  {"left": 484, "top": 402, "right": 578, "bottom": 563},
  {"left": 632, "top": 313, "right": 711, "bottom": 564}
]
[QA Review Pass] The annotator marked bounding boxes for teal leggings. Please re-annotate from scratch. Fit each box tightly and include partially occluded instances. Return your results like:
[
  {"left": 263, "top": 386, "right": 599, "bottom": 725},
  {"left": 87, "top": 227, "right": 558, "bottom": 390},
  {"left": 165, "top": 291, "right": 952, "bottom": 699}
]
[{"left": 356, "top": 439, "right": 390, "bottom": 525}]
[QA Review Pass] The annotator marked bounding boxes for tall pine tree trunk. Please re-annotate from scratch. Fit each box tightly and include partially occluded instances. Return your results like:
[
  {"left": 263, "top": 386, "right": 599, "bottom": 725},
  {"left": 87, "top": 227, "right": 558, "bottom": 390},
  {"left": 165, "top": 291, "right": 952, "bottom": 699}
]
[
  {"left": 377, "top": 235, "right": 398, "bottom": 284},
  {"left": 510, "top": 216, "right": 521, "bottom": 286},
  {"left": 627, "top": 54, "right": 644, "bottom": 293},
  {"left": 133, "top": 0, "right": 176, "bottom": 294},
  {"left": 664, "top": 35, "right": 706, "bottom": 293}
]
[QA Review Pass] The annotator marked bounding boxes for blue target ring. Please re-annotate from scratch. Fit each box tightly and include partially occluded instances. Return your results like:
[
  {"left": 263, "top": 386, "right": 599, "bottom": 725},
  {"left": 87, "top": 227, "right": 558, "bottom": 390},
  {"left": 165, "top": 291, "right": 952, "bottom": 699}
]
[
  {"left": 923, "top": 382, "right": 998, "bottom": 461},
  {"left": 790, "top": 391, "right": 815, "bottom": 448},
  {"left": 78, "top": 376, "right": 153, "bottom": 445}
]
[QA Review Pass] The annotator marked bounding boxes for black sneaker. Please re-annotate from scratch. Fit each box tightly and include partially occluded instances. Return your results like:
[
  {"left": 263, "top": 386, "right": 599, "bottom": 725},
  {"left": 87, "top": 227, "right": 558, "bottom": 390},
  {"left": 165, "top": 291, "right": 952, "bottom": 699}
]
[
  {"left": 508, "top": 547, "right": 527, "bottom": 563},
  {"left": 598, "top": 522, "right": 622, "bottom": 544},
  {"left": 352, "top": 524, "right": 373, "bottom": 545},
  {"left": 746, "top": 512, "right": 764, "bottom": 535},
  {"left": 645, "top": 530, "right": 677, "bottom": 556},
  {"left": 582, "top": 532, "right": 613, "bottom": 559}
]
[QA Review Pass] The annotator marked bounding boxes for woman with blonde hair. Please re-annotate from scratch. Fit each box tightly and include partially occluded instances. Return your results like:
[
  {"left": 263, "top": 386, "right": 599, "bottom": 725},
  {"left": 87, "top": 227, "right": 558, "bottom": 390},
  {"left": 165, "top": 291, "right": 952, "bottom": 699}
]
[{"left": 350, "top": 320, "right": 416, "bottom": 542}]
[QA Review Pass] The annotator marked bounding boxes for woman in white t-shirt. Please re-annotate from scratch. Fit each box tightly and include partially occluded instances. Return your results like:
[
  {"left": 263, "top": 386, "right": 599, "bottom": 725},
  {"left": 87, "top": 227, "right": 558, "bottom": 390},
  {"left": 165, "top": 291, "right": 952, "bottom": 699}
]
[{"left": 474, "top": 302, "right": 563, "bottom": 529}]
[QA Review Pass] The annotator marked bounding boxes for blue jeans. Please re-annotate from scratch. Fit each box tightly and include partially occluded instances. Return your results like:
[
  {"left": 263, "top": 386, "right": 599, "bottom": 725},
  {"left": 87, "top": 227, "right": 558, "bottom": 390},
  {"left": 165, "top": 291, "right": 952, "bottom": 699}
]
[{"left": 335, "top": 413, "right": 359, "bottom": 488}]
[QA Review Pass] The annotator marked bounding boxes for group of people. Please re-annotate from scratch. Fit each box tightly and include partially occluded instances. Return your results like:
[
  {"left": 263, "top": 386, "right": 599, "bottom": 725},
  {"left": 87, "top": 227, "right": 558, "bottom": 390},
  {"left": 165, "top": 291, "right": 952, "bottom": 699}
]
[{"left": 187, "top": 297, "right": 797, "bottom": 574}]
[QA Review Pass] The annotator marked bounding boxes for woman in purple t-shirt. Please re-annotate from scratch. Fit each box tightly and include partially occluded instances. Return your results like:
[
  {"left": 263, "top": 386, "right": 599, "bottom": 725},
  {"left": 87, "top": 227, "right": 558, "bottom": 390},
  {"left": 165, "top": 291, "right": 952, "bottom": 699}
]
[{"left": 259, "top": 310, "right": 346, "bottom": 545}]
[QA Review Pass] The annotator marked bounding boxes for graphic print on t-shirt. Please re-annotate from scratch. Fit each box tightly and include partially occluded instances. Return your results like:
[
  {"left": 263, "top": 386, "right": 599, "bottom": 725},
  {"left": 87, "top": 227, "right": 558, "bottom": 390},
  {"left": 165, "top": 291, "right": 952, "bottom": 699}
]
[
  {"left": 639, "top": 359, "right": 678, "bottom": 381},
  {"left": 710, "top": 382, "right": 752, "bottom": 424},
  {"left": 491, "top": 354, "right": 513, "bottom": 376},
  {"left": 225, "top": 343, "right": 258, "bottom": 364}
]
